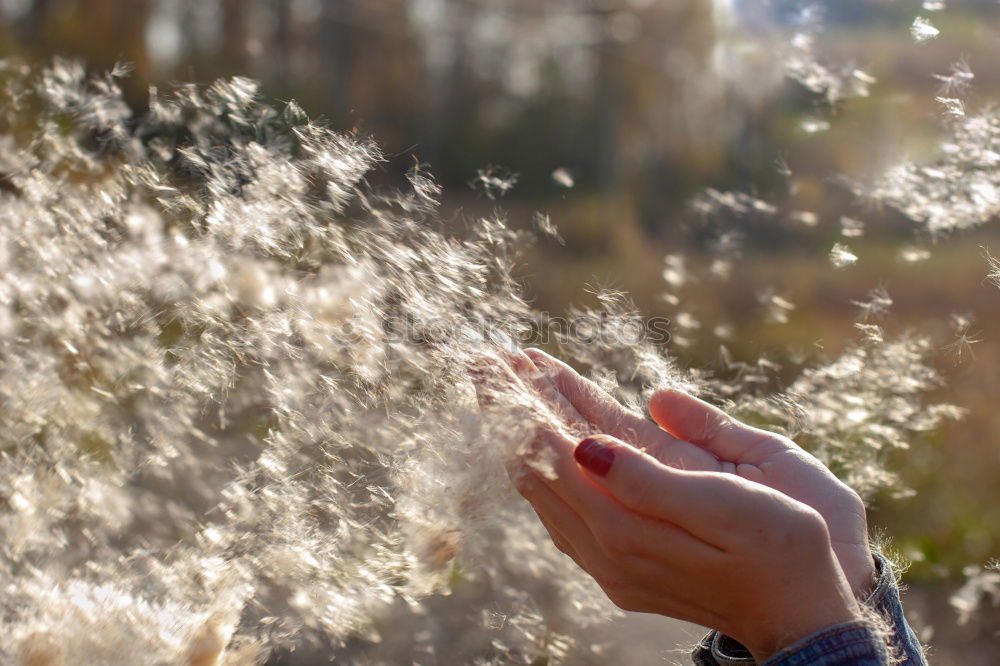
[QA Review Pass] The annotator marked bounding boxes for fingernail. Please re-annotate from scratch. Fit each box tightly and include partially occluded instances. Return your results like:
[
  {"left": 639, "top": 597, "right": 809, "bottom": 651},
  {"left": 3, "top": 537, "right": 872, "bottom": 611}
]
[{"left": 575, "top": 438, "right": 615, "bottom": 477}]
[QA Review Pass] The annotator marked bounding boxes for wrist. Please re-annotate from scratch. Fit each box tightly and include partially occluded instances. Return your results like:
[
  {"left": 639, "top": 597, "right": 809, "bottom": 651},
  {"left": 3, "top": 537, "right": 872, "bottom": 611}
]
[
  {"left": 852, "top": 552, "right": 878, "bottom": 600},
  {"left": 743, "top": 591, "right": 862, "bottom": 661}
]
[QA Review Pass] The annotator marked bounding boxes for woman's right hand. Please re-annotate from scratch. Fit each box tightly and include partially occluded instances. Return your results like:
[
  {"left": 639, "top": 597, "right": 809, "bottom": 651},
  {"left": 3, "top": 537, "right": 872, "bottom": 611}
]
[{"left": 520, "top": 430, "right": 863, "bottom": 662}]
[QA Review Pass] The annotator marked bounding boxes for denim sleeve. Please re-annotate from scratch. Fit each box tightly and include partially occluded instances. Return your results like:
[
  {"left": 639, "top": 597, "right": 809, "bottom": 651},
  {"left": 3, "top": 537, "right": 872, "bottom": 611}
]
[{"left": 690, "top": 552, "right": 926, "bottom": 665}]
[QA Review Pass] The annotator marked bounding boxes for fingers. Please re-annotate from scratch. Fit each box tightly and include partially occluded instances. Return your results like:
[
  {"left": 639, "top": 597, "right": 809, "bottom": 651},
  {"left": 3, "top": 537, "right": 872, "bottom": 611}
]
[
  {"left": 467, "top": 353, "right": 518, "bottom": 409},
  {"left": 572, "top": 434, "right": 799, "bottom": 549},
  {"left": 533, "top": 427, "right": 616, "bottom": 509},
  {"left": 519, "top": 471, "right": 726, "bottom": 626},
  {"left": 519, "top": 446, "right": 725, "bottom": 584},
  {"left": 518, "top": 471, "right": 597, "bottom": 565},
  {"left": 523, "top": 348, "right": 726, "bottom": 473},
  {"left": 523, "top": 349, "right": 675, "bottom": 443},
  {"left": 468, "top": 350, "right": 592, "bottom": 439},
  {"left": 525, "top": 429, "right": 720, "bottom": 563},
  {"left": 648, "top": 389, "right": 790, "bottom": 464},
  {"left": 519, "top": 465, "right": 633, "bottom": 576},
  {"left": 505, "top": 351, "right": 589, "bottom": 434}
]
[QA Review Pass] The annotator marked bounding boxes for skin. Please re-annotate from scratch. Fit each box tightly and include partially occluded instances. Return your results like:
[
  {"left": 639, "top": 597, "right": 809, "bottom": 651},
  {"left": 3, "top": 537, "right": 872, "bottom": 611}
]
[{"left": 479, "top": 348, "right": 877, "bottom": 661}]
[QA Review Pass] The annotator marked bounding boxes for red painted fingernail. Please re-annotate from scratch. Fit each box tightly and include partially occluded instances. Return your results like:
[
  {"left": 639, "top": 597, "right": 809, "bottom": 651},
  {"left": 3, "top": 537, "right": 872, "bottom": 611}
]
[{"left": 575, "top": 438, "right": 615, "bottom": 477}]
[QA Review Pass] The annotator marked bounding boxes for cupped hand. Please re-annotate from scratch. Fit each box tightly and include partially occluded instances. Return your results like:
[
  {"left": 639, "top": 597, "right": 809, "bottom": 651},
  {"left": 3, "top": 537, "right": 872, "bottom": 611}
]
[
  {"left": 519, "top": 430, "right": 862, "bottom": 661},
  {"left": 511, "top": 348, "right": 875, "bottom": 600}
]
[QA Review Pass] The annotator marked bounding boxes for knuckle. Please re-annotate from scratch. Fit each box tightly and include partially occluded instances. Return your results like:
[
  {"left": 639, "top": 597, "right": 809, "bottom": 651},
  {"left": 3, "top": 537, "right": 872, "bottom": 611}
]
[
  {"left": 772, "top": 505, "right": 829, "bottom": 550},
  {"left": 791, "top": 505, "right": 828, "bottom": 534},
  {"left": 773, "top": 434, "right": 798, "bottom": 451},
  {"left": 843, "top": 486, "right": 867, "bottom": 515},
  {"left": 703, "top": 471, "right": 738, "bottom": 496},
  {"left": 700, "top": 476, "right": 742, "bottom": 527},
  {"left": 701, "top": 412, "right": 730, "bottom": 442}
]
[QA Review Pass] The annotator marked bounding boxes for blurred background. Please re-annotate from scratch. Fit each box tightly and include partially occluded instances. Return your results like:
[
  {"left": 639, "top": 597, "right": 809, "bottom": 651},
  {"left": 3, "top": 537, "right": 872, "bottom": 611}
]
[{"left": 3, "top": 0, "right": 1000, "bottom": 662}]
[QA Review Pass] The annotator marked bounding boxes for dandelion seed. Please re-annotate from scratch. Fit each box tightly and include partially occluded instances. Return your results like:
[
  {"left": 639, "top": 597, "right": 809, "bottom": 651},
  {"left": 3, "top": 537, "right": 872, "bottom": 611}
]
[
  {"left": 734, "top": 335, "right": 956, "bottom": 496},
  {"left": 840, "top": 217, "right": 865, "bottom": 238},
  {"left": 532, "top": 212, "right": 565, "bottom": 245},
  {"left": 951, "top": 566, "right": 1000, "bottom": 625},
  {"left": 934, "top": 60, "right": 974, "bottom": 96},
  {"left": 714, "top": 324, "right": 733, "bottom": 340},
  {"left": 984, "top": 249, "right": 1000, "bottom": 288},
  {"left": 110, "top": 62, "right": 134, "bottom": 78},
  {"left": 0, "top": 61, "right": 627, "bottom": 663},
  {"left": 759, "top": 288, "right": 795, "bottom": 325},
  {"left": 944, "top": 313, "right": 982, "bottom": 364},
  {"left": 470, "top": 165, "right": 518, "bottom": 199},
  {"left": 691, "top": 188, "right": 776, "bottom": 218},
  {"left": 936, "top": 96, "right": 966, "bottom": 118},
  {"left": 853, "top": 69, "right": 877, "bottom": 88},
  {"left": 900, "top": 246, "right": 932, "bottom": 263},
  {"left": 550, "top": 168, "right": 574, "bottom": 188},
  {"left": 852, "top": 287, "right": 893, "bottom": 322},
  {"left": 855, "top": 323, "right": 884, "bottom": 345},
  {"left": 800, "top": 117, "right": 830, "bottom": 134},
  {"left": 829, "top": 243, "right": 858, "bottom": 269},
  {"left": 709, "top": 258, "right": 732, "bottom": 280},
  {"left": 711, "top": 230, "right": 744, "bottom": 258},
  {"left": 784, "top": 32, "right": 876, "bottom": 104},
  {"left": 923, "top": 0, "right": 946, "bottom": 10},
  {"left": 483, "top": 609, "right": 509, "bottom": 631},
  {"left": 675, "top": 312, "right": 701, "bottom": 331},
  {"left": 789, "top": 210, "right": 819, "bottom": 227},
  {"left": 911, "top": 17, "right": 940, "bottom": 42},
  {"left": 661, "top": 254, "right": 688, "bottom": 289}
]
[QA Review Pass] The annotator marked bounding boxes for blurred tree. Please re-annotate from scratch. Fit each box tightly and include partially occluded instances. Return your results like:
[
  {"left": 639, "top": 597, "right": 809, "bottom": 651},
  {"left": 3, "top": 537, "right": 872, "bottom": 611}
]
[
  {"left": 317, "top": 0, "right": 355, "bottom": 132},
  {"left": 220, "top": 0, "right": 248, "bottom": 72},
  {"left": 614, "top": 0, "right": 728, "bottom": 234},
  {"left": 273, "top": 0, "right": 292, "bottom": 83},
  {"left": 0, "top": 0, "right": 732, "bottom": 225},
  {"left": 21, "top": 0, "right": 52, "bottom": 38},
  {"left": 6, "top": 0, "right": 151, "bottom": 104}
]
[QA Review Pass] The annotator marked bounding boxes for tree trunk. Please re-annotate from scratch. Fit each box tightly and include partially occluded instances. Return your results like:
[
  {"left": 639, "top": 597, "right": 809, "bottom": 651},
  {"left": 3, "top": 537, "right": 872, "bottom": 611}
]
[
  {"left": 318, "top": 1, "right": 354, "bottom": 130},
  {"left": 274, "top": 0, "right": 293, "bottom": 84},
  {"left": 220, "top": 0, "right": 248, "bottom": 73}
]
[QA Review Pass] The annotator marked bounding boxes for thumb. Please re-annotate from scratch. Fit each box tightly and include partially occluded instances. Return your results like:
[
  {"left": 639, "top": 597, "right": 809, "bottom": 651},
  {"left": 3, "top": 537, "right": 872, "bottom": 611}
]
[{"left": 648, "top": 389, "right": 780, "bottom": 462}]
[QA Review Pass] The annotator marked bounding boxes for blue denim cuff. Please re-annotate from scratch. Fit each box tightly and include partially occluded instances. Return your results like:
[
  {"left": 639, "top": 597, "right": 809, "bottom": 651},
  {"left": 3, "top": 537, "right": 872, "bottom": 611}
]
[
  {"left": 692, "top": 621, "right": 886, "bottom": 666},
  {"left": 760, "top": 621, "right": 888, "bottom": 665},
  {"left": 865, "top": 552, "right": 927, "bottom": 665},
  {"left": 692, "top": 631, "right": 753, "bottom": 665}
]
